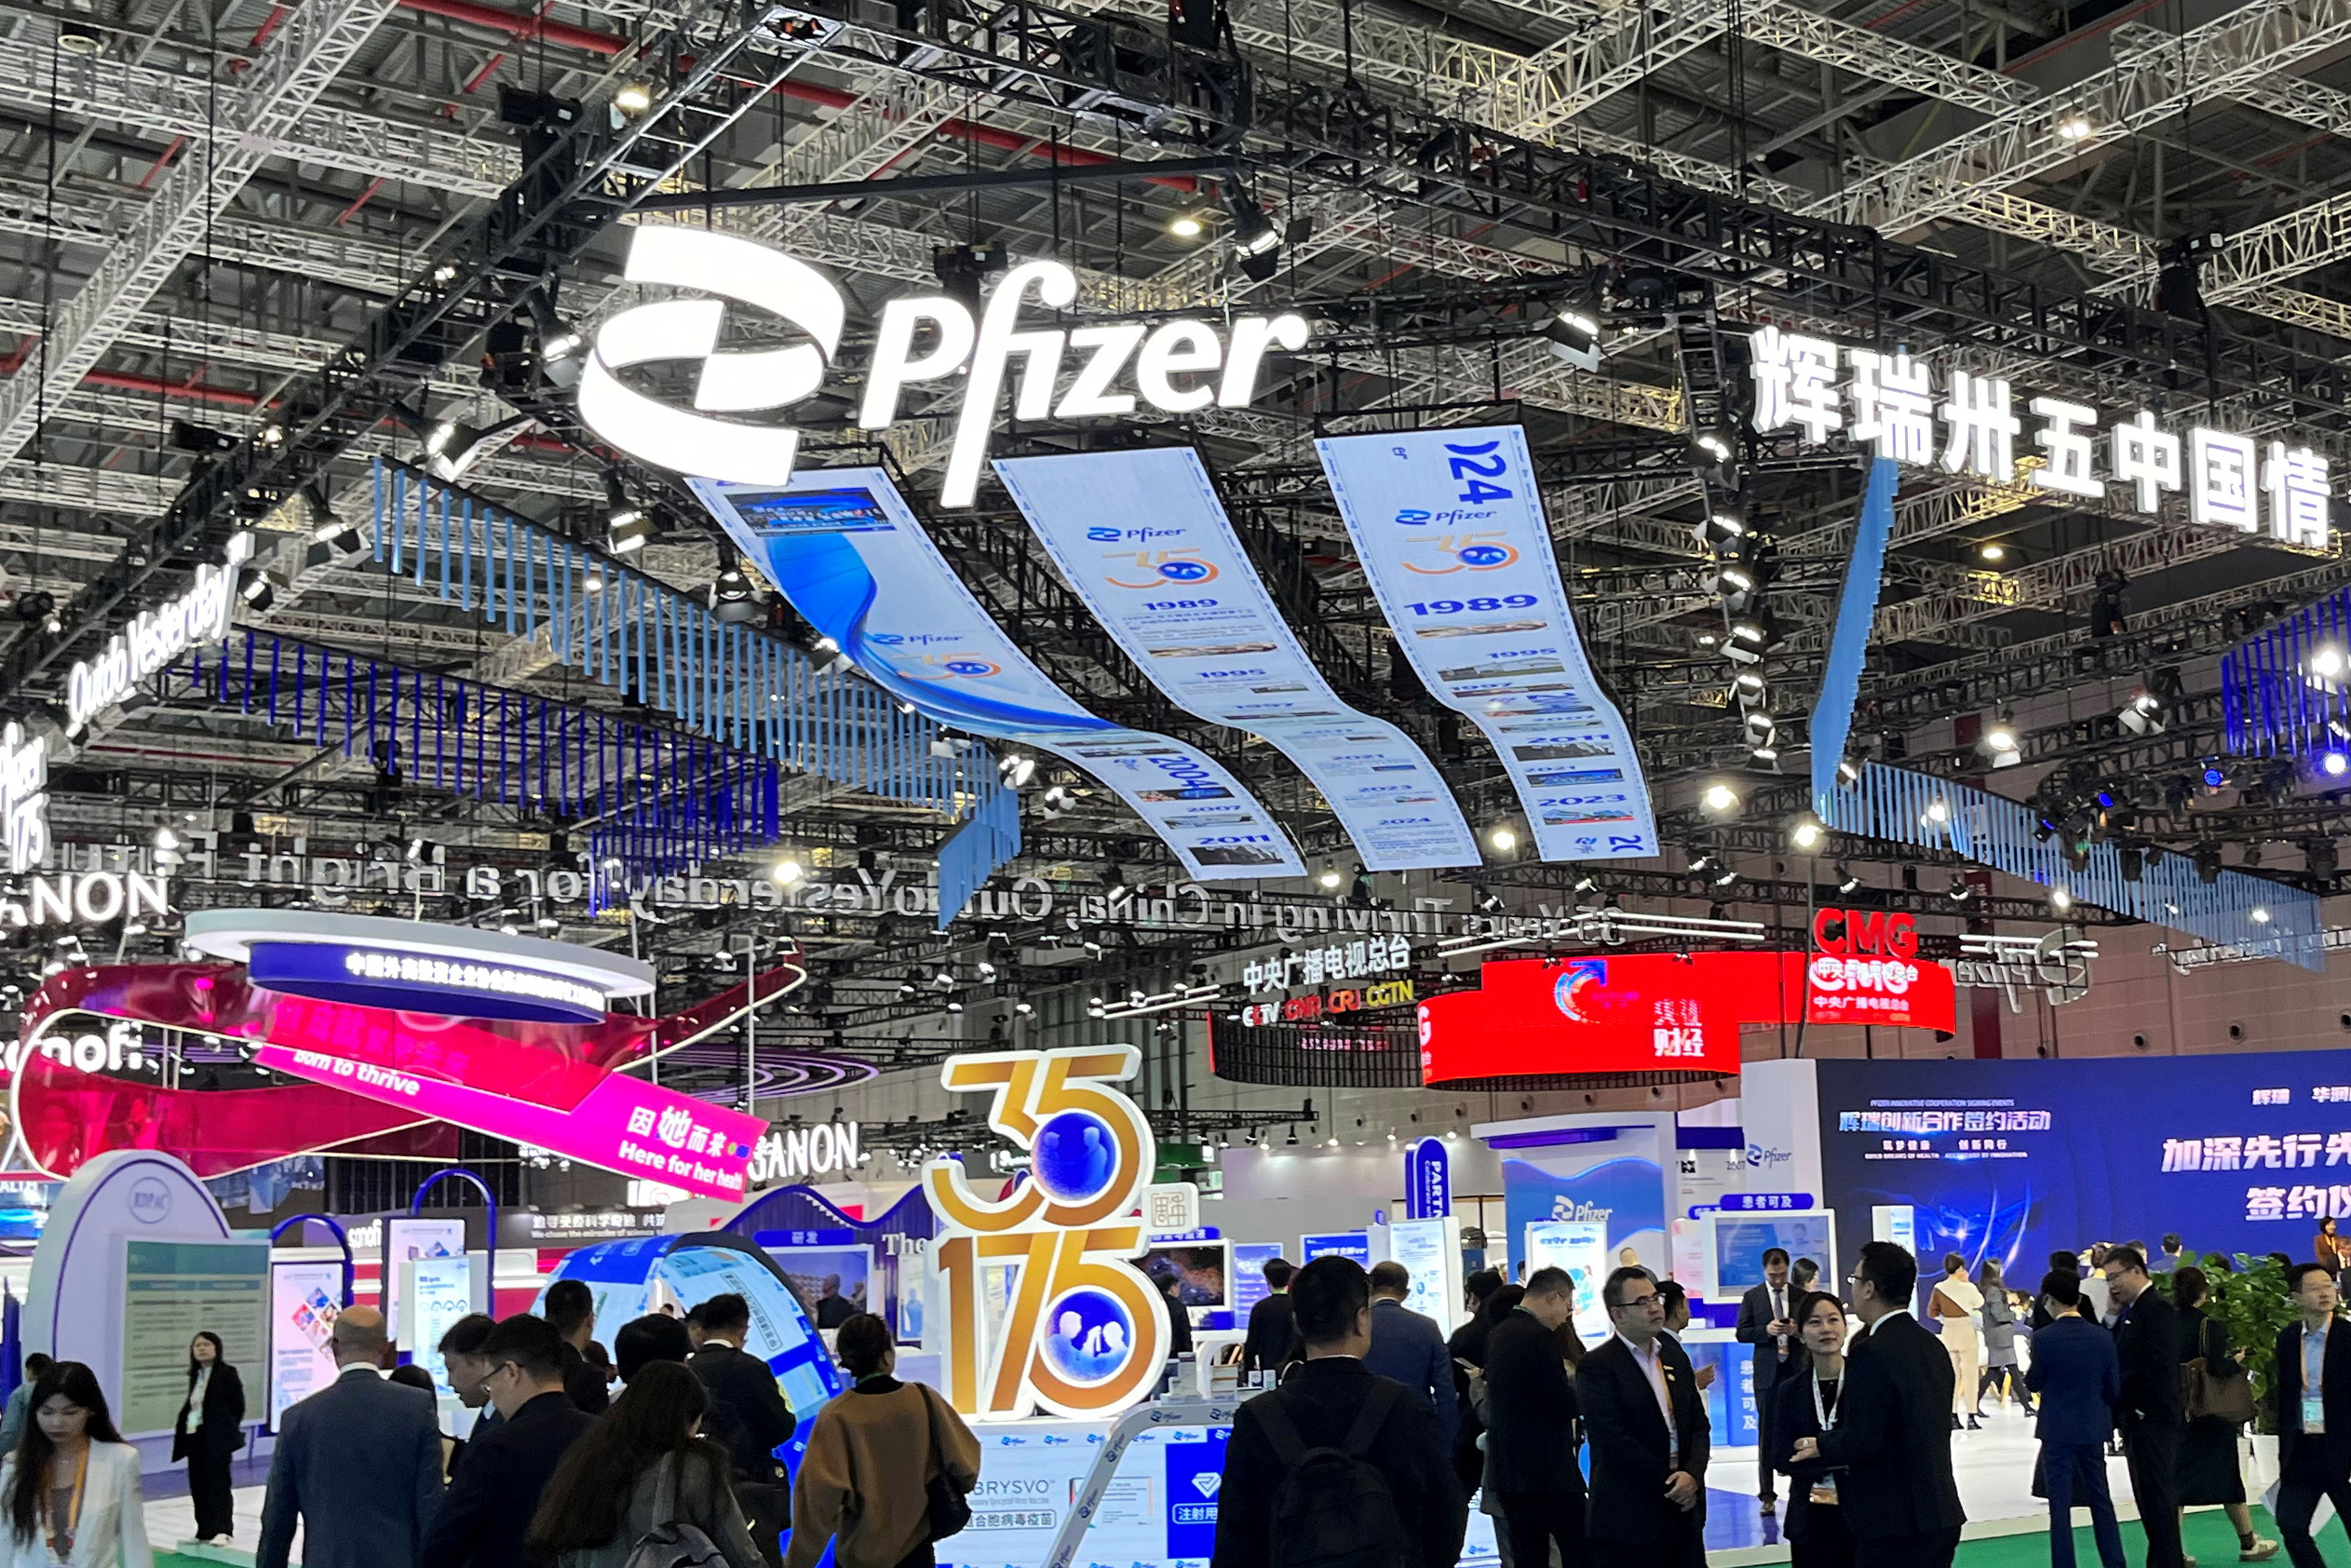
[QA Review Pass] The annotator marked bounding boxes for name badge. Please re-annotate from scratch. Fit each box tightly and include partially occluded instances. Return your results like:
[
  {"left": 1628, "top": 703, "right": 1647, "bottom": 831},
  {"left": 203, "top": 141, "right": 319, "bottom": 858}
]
[
  {"left": 2305, "top": 1394, "right": 2327, "bottom": 1435},
  {"left": 1809, "top": 1478, "right": 1839, "bottom": 1506}
]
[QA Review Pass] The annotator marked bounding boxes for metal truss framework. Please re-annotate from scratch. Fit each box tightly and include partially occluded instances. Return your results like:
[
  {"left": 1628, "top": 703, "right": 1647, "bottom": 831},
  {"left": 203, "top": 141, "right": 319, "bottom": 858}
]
[{"left": 0, "top": 0, "right": 401, "bottom": 466}]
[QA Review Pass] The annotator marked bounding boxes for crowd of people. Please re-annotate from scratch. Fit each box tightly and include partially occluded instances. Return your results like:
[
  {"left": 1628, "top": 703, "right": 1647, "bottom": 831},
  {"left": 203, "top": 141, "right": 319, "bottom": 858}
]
[
  {"left": 0, "top": 1286, "right": 980, "bottom": 1568},
  {"left": 1212, "top": 1239, "right": 2348, "bottom": 1568}
]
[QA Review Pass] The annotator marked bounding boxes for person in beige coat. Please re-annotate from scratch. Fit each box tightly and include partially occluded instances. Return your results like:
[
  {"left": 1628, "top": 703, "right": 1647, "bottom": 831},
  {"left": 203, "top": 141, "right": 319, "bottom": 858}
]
[
  {"left": 1929, "top": 1253, "right": 1985, "bottom": 1429},
  {"left": 0, "top": 1362, "right": 151, "bottom": 1568},
  {"left": 785, "top": 1316, "right": 979, "bottom": 1568}
]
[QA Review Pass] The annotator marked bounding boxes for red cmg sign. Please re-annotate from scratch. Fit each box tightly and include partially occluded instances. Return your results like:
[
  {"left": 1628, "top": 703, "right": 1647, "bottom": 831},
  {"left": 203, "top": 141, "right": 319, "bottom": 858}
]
[{"left": 1812, "top": 907, "right": 1918, "bottom": 959}]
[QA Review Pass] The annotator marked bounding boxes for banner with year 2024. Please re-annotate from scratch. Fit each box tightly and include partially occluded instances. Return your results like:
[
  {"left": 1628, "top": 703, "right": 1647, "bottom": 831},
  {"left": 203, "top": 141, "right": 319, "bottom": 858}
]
[
  {"left": 1316, "top": 426, "right": 1657, "bottom": 861},
  {"left": 994, "top": 448, "right": 1479, "bottom": 872},
  {"left": 691, "top": 469, "right": 1304, "bottom": 882}
]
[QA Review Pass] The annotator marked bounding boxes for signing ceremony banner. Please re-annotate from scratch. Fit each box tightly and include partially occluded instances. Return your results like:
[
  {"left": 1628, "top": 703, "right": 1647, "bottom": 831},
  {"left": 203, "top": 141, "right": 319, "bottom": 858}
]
[
  {"left": 1317, "top": 426, "right": 1657, "bottom": 861},
  {"left": 995, "top": 449, "right": 1479, "bottom": 872},
  {"left": 694, "top": 469, "right": 1303, "bottom": 882}
]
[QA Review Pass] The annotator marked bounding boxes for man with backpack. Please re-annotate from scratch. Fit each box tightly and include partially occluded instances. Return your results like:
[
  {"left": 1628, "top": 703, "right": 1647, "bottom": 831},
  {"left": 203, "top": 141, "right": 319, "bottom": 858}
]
[{"left": 1211, "top": 1255, "right": 1468, "bottom": 1568}]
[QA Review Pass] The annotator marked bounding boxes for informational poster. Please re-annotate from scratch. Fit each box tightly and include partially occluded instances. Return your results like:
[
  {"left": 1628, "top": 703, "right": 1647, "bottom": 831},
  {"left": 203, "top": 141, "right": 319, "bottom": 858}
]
[
  {"left": 268, "top": 1260, "right": 344, "bottom": 1427},
  {"left": 1229, "top": 1241, "right": 1283, "bottom": 1318},
  {"left": 1872, "top": 1204, "right": 1917, "bottom": 1249},
  {"left": 762, "top": 1244, "right": 872, "bottom": 1330},
  {"left": 1317, "top": 426, "right": 1657, "bottom": 860},
  {"left": 120, "top": 1238, "right": 268, "bottom": 1435},
  {"left": 996, "top": 450, "right": 1478, "bottom": 872},
  {"left": 1385, "top": 1217, "right": 1456, "bottom": 1329},
  {"left": 694, "top": 470, "right": 1304, "bottom": 881},
  {"left": 405, "top": 1255, "right": 479, "bottom": 1391},
  {"left": 1708, "top": 1213, "right": 1837, "bottom": 1300},
  {"left": 1523, "top": 1219, "right": 1611, "bottom": 1340},
  {"left": 382, "top": 1217, "right": 466, "bottom": 1347}
]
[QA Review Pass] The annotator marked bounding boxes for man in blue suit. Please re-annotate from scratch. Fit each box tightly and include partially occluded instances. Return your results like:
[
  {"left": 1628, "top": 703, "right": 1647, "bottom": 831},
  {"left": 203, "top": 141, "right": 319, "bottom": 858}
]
[
  {"left": 257, "top": 1305, "right": 443, "bottom": 1568},
  {"left": 2026, "top": 1270, "right": 2126, "bottom": 1568},
  {"left": 1362, "top": 1260, "right": 1458, "bottom": 1452}
]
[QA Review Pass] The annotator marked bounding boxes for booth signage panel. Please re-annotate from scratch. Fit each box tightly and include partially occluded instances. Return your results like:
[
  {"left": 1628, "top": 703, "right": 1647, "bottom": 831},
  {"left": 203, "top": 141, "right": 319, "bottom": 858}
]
[
  {"left": 248, "top": 939, "right": 607, "bottom": 1022},
  {"left": 996, "top": 448, "right": 1479, "bottom": 872},
  {"left": 696, "top": 469, "right": 1302, "bottom": 882},
  {"left": 1404, "top": 1137, "right": 1452, "bottom": 1220},
  {"left": 1301, "top": 1232, "right": 1371, "bottom": 1266},
  {"left": 1317, "top": 426, "right": 1657, "bottom": 861},
  {"left": 382, "top": 1218, "right": 466, "bottom": 1346},
  {"left": 405, "top": 1254, "right": 480, "bottom": 1389},
  {"left": 1229, "top": 1242, "right": 1282, "bottom": 1318},
  {"left": 1386, "top": 1217, "right": 1457, "bottom": 1328},
  {"left": 1419, "top": 953, "right": 1953, "bottom": 1086},
  {"left": 1522, "top": 1220, "right": 1610, "bottom": 1339},
  {"left": 121, "top": 1238, "right": 267, "bottom": 1435},
  {"left": 1707, "top": 1212, "right": 1837, "bottom": 1301},
  {"left": 1720, "top": 1193, "right": 1815, "bottom": 1211},
  {"left": 267, "top": 1260, "right": 343, "bottom": 1426}
]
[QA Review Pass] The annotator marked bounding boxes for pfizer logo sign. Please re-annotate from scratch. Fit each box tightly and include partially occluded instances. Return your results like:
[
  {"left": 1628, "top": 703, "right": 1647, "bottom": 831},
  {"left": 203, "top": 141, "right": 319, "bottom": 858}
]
[{"left": 127, "top": 1176, "right": 173, "bottom": 1224}]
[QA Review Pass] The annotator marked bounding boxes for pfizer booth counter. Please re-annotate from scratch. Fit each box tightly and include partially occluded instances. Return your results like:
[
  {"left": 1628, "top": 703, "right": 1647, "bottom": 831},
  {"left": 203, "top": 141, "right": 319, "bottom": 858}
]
[{"left": 761, "top": 1046, "right": 1496, "bottom": 1568}]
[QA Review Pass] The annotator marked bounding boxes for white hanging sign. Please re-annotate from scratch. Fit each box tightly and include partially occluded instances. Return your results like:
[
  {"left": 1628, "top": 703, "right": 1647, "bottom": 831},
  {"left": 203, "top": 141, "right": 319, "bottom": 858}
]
[{"left": 67, "top": 532, "right": 252, "bottom": 733}]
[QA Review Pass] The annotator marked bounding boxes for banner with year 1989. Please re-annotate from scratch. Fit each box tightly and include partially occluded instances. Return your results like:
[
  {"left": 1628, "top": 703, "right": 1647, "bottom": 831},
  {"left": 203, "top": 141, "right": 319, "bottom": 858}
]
[
  {"left": 691, "top": 469, "right": 1304, "bottom": 882},
  {"left": 994, "top": 448, "right": 1479, "bottom": 872},
  {"left": 1316, "top": 426, "right": 1656, "bottom": 861}
]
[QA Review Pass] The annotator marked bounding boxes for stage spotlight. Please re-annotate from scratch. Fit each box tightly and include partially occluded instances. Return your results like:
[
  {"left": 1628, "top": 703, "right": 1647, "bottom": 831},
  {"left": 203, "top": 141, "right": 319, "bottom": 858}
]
[
  {"left": 1225, "top": 190, "right": 1282, "bottom": 279},
  {"left": 1977, "top": 542, "right": 2009, "bottom": 564},
  {"left": 239, "top": 573, "right": 278, "bottom": 614},
  {"left": 998, "top": 753, "right": 1036, "bottom": 789},
  {"left": 1836, "top": 757, "right": 1862, "bottom": 786},
  {"left": 710, "top": 568, "right": 763, "bottom": 624},
  {"left": 1700, "top": 782, "right": 1741, "bottom": 816},
  {"left": 1540, "top": 309, "right": 1603, "bottom": 373},
  {"left": 2050, "top": 886, "right": 2073, "bottom": 912},
  {"left": 2251, "top": 905, "right": 2274, "bottom": 925},
  {"left": 2055, "top": 110, "right": 2095, "bottom": 141},
  {"left": 1168, "top": 210, "right": 1206, "bottom": 238},
  {"left": 770, "top": 857, "right": 804, "bottom": 885},
  {"left": 932, "top": 242, "right": 1008, "bottom": 312},
  {"left": 1317, "top": 863, "right": 1342, "bottom": 890},
  {"left": 1923, "top": 797, "right": 1952, "bottom": 826},
  {"left": 1488, "top": 823, "right": 1519, "bottom": 853},
  {"left": 2119, "top": 685, "right": 2169, "bottom": 737},
  {"left": 1836, "top": 864, "right": 1860, "bottom": 895},
  {"left": 1790, "top": 818, "right": 1825, "bottom": 851},
  {"left": 1691, "top": 429, "right": 1735, "bottom": 465},
  {"left": 2201, "top": 761, "right": 2229, "bottom": 791},
  {"left": 1694, "top": 510, "right": 1746, "bottom": 550},
  {"left": 2326, "top": 750, "right": 2350, "bottom": 777},
  {"left": 1947, "top": 875, "right": 1972, "bottom": 902},
  {"left": 1980, "top": 711, "right": 2020, "bottom": 762},
  {"left": 169, "top": 419, "right": 236, "bottom": 454},
  {"left": 1475, "top": 885, "right": 1503, "bottom": 913},
  {"left": 613, "top": 80, "right": 655, "bottom": 115},
  {"left": 2117, "top": 845, "right": 2144, "bottom": 882},
  {"left": 607, "top": 507, "right": 656, "bottom": 556}
]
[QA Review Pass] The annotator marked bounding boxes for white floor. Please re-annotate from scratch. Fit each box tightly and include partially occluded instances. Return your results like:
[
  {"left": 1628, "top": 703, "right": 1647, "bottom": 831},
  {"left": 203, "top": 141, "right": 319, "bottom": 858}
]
[{"left": 143, "top": 1483, "right": 288, "bottom": 1562}]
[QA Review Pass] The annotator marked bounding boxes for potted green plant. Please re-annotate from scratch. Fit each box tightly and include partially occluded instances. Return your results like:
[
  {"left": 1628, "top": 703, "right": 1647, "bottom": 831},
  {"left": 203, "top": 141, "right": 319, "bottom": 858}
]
[{"left": 2191, "top": 1252, "right": 2303, "bottom": 1435}]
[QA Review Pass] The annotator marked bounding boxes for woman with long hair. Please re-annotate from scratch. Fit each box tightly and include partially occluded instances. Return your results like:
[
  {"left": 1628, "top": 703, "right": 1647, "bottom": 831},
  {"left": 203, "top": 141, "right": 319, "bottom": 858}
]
[
  {"left": 170, "top": 1332, "right": 245, "bottom": 1546},
  {"left": 525, "top": 1359, "right": 763, "bottom": 1568},
  {"left": 2171, "top": 1267, "right": 2279, "bottom": 1562},
  {"left": 786, "top": 1314, "right": 978, "bottom": 1568},
  {"left": 1771, "top": 1291, "right": 1857, "bottom": 1568},
  {"left": 0, "top": 1362, "right": 150, "bottom": 1568}
]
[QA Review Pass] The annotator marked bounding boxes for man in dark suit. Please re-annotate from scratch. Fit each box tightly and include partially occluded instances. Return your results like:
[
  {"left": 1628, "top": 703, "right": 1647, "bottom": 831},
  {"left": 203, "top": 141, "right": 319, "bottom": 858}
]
[
  {"left": 1795, "top": 1241, "right": 1965, "bottom": 1568},
  {"left": 422, "top": 1313, "right": 598, "bottom": 1568},
  {"left": 544, "top": 1277, "right": 611, "bottom": 1414},
  {"left": 257, "top": 1305, "right": 443, "bottom": 1568},
  {"left": 1241, "top": 1257, "right": 1299, "bottom": 1379},
  {"left": 2273, "top": 1263, "right": 2351, "bottom": 1568},
  {"left": 1581, "top": 1265, "right": 1709, "bottom": 1568},
  {"left": 2103, "top": 1244, "right": 2184, "bottom": 1568},
  {"left": 1484, "top": 1265, "right": 1589, "bottom": 1568},
  {"left": 1736, "top": 1246, "right": 1802, "bottom": 1515},
  {"left": 1449, "top": 1268, "right": 1506, "bottom": 1366},
  {"left": 690, "top": 1291, "right": 798, "bottom": 1567},
  {"left": 2025, "top": 1270, "right": 2127, "bottom": 1568},
  {"left": 1363, "top": 1260, "right": 1458, "bottom": 1453},
  {"left": 1212, "top": 1255, "right": 1466, "bottom": 1568}
]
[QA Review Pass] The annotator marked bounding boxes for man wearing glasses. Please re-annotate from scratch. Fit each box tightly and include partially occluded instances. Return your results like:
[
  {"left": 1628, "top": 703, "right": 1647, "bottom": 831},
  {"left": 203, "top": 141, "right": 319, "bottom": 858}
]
[
  {"left": 1790, "top": 1243, "right": 1966, "bottom": 1568},
  {"left": 423, "top": 1314, "right": 599, "bottom": 1568},
  {"left": 1580, "top": 1266, "right": 1710, "bottom": 1568}
]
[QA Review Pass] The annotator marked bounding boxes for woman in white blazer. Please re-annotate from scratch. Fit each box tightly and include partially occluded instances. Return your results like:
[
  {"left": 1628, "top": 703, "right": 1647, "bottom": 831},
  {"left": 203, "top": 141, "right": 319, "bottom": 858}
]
[{"left": 0, "top": 1362, "right": 151, "bottom": 1568}]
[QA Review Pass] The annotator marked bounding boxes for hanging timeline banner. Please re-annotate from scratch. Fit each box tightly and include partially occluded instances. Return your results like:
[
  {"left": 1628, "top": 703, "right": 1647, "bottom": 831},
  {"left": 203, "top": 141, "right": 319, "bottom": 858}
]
[
  {"left": 692, "top": 470, "right": 1304, "bottom": 882},
  {"left": 994, "top": 449, "right": 1480, "bottom": 872},
  {"left": 1317, "top": 426, "right": 1657, "bottom": 861}
]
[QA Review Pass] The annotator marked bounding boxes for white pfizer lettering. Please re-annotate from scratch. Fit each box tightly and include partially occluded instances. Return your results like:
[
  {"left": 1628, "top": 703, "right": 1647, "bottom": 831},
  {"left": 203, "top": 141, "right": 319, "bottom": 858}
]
[
  {"left": 1135, "top": 319, "right": 1223, "bottom": 413},
  {"left": 1055, "top": 324, "right": 1147, "bottom": 419},
  {"left": 860, "top": 294, "right": 980, "bottom": 427},
  {"left": 943, "top": 261, "right": 1078, "bottom": 509},
  {"left": 1217, "top": 314, "right": 1309, "bottom": 408}
]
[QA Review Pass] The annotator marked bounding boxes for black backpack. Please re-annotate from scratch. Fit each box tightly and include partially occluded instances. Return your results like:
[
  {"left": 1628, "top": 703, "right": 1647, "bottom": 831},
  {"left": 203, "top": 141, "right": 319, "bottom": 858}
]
[{"left": 1251, "top": 1380, "right": 1410, "bottom": 1568}]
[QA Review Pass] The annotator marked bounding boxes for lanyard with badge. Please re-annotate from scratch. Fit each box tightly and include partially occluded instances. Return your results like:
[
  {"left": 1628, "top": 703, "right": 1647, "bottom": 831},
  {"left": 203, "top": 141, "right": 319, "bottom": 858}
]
[
  {"left": 1808, "top": 1372, "right": 1843, "bottom": 1505},
  {"left": 43, "top": 1446, "right": 87, "bottom": 1560},
  {"left": 2308, "top": 1332, "right": 2329, "bottom": 1435}
]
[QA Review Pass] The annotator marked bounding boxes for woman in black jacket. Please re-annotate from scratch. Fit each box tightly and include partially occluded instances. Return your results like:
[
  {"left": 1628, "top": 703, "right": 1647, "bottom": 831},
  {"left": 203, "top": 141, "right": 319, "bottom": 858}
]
[
  {"left": 172, "top": 1331, "right": 247, "bottom": 1544},
  {"left": 1772, "top": 1291, "right": 1858, "bottom": 1568},
  {"left": 2172, "top": 1268, "right": 2279, "bottom": 1561}
]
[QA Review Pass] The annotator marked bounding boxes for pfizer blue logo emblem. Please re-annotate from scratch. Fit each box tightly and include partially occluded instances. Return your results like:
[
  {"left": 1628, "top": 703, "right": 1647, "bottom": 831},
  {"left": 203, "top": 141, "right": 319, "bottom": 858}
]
[
  {"left": 1041, "top": 1287, "right": 1134, "bottom": 1384},
  {"left": 1456, "top": 543, "right": 1514, "bottom": 568},
  {"left": 1032, "top": 1110, "right": 1118, "bottom": 1203},
  {"left": 1157, "top": 560, "right": 1214, "bottom": 583},
  {"left": 942, "top": 658, "right": 998, "bottom": 678}
]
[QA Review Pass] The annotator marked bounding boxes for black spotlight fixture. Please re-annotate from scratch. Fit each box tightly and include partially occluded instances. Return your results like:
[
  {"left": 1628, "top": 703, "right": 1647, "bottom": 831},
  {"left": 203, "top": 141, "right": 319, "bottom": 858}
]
[
  {"left": 1224, "top": 188, "right": 1282, "bottom": 281},
  {"left": 169, "top": 419, "right": 237, "bottom": 454},
  {"left": 709, "top": 568, "right": 763, "bottom": 624},
  {"left": 932, "top": 242, "right": 1008, "bottom": 312},
  {"left": 1539, "top": 307, "right": 1603, "bottom": 372}
]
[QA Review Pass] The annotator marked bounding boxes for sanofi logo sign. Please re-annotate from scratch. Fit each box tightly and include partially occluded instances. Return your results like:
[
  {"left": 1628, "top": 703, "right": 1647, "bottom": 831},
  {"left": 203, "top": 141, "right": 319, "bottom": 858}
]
[{"left": 579, "top": 227, "right": 1310, "bottom": 508}]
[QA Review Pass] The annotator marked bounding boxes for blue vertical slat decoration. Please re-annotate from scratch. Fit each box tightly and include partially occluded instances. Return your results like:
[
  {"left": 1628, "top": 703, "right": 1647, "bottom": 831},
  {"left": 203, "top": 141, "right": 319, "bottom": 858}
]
[
  {"left": 1809, "top": 457, "right": 1898, "bottom": 821},
  {"left": 1821, "top": 761, "right": 2323, "bottom": 966},
  {"left": 364, "top": 459, "right": 1021, "bottom": 887}
]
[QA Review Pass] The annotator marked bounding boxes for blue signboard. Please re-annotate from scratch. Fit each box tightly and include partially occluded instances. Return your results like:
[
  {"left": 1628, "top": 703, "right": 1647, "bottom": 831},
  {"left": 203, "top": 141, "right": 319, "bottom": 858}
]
[
  {"left": 1404, "top": 1138, "right": 1452, "bottom": 1220},
  {"left": 1301, "top": 1232, "right": 1371, "bottom": 1266},
  {"left": 1719, "top": 1194, "right": 1815, "bottom": 1212},
  {"left": 1230, "top": 1241, "right": 1284, "bottom": 1318},
  {"left": 1163, "top": 1429, "right": 1229, "bottom": 1560}
]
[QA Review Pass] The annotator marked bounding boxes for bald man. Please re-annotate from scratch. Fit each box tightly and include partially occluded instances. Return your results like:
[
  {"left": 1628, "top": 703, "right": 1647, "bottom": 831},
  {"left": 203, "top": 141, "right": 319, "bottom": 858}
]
[{"left": 259, "top": 1304, "right": 445, "bottom": 1568}]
